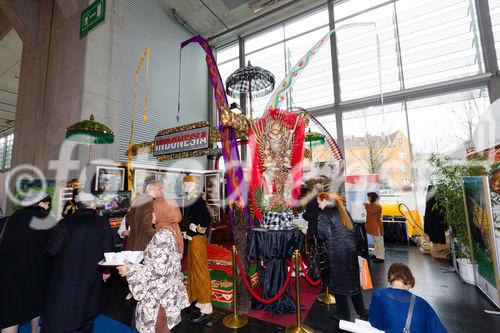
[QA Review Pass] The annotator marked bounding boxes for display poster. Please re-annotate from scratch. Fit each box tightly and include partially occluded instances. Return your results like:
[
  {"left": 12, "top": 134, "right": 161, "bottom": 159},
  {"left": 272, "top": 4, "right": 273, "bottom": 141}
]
[
  {"left": 345, "top": 175, "right": 379, "bottom": 223},
  {"left": 95, "top": 166, "right": 125, "bottom": 192},
  {"left": 205, "top": 173, "right": 220, "bottom": 201},
  {"left": 134, "top": 169, "right": 157, "bottom": 196},
  {"left": 463, "top": 176, "right": 500, "bottom": 307},
  {"left": 157, "top": 172, "right": 184, "bottom": 199},
  {"left": 488, "top": 169, "right": 500, "bottom": 304}
]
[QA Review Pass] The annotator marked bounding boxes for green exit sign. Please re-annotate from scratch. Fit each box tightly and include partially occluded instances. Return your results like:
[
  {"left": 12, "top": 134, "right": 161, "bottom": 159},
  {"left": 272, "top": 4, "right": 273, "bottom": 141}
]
[{"left": 80, "top": 0, "right": 106, "bottom": 38}]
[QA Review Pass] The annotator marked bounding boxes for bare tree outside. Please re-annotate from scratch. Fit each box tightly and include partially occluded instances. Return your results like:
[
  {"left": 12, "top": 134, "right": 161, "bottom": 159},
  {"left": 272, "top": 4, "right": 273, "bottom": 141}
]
[{"left": 360, "top": 131, "right": 393, "bottom": 175}]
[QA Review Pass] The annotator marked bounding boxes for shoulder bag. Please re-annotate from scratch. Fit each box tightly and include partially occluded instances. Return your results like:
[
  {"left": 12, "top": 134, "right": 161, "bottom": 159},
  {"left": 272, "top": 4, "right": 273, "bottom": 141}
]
[{"left": 403, "top": 294, "right": 417, "bottom": 333}]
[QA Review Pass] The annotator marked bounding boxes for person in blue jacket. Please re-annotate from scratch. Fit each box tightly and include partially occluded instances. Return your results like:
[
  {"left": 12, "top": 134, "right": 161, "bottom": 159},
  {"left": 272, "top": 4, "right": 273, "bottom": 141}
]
[{"left": 368, "top": 263, "right": 447, "bottom": 333}]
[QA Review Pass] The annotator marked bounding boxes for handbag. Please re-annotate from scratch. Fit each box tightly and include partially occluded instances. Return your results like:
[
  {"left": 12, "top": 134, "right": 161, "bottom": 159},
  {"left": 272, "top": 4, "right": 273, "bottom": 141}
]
[
  {"left": 0, "top": 216, "right": 10, "bottom": 247},
  {"left": 403, "top": 294, "right": 416, "bottom": 333}
]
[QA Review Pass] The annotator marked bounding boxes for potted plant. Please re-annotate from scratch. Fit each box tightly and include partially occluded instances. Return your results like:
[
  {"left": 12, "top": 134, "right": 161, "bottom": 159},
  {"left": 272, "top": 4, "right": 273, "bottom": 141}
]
[{"left": 428, "top": 154, "right": 488, "bottom": 284}]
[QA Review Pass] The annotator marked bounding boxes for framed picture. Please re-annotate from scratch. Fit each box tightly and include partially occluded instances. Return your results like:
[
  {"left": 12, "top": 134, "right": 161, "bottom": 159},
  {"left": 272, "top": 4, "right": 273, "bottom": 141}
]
[
  {"left": 134, "top": 169, "right": 157, "bottom": 196},
  {"left": 95, "top": 166, "right": 125, "bottom": 192},
  {"left": 205, "top": 173, "right": 220, "bottom": 201},
  {"left": 208, "top": 203, "right": 220, "bottom": 223},
  {"left": 157, "top": 172, "right": 184, "bottom": 199}
]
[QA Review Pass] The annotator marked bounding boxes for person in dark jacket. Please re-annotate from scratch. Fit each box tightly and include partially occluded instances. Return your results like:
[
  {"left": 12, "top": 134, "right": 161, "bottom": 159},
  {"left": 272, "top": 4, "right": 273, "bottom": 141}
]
[
  {"left": 302, "top": 183, "right": 329, "bottom": 283},
  {"left": 316, "top": 192, "right": 368, "bottom": 322},
  {"left": 41, "top": 192, "right": 113, "bottom": 333},
  {"left": 0, "top": 193, "right": 55, "bottom": 333},
  {"left": 423, "top": 185, "right": 447, "bottom": 244},
  {"left": 302, "top": 183, "right": 324, "bottom": 238}
]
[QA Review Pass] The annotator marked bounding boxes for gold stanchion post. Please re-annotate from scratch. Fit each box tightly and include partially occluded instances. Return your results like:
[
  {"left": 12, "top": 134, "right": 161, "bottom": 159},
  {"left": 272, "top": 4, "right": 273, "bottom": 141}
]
[
  {"left": 286, "top": 250, "right": 314, "bottom": 333},
  {"left": 223, "top": 245, "right": 248, "bottom": 329},
  {"left": 317, "top": 286, "right": 336, "bottom": 305}
]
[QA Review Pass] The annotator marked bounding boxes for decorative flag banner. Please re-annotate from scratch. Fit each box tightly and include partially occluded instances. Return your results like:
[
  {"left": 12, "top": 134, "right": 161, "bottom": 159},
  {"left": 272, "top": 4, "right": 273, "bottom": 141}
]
[
  {"left": 180, "top": 36, "right": 247, "bottom": 208},
  {"left": 265, "top": 23, "right": 380, "bottom": 115}
]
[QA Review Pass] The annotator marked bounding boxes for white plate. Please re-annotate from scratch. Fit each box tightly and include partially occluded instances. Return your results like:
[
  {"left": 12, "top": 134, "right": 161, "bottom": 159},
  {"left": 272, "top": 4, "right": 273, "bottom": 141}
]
[{"left": 98, "top": 259, "right": 123, "bottom": 267}]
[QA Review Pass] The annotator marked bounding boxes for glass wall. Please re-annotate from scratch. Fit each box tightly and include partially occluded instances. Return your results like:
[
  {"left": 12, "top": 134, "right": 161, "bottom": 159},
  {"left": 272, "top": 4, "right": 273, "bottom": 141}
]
[
  {"left": 489, "top": 0, "right": 500, "bottom": 64},
  {"left": 217, "top": 43, "right": 240, "bottom": 107},
  {"left": 336, "top": 3, "right": 400, "bottom": 100},
  {"left": 407, "top": 87, "right": 489, "bottom": 212},
  {"left": 215, "top": 0, "right": 497, "bottom": 216},
  {"left": 243, "top": 7, "right": 334, "bottom": 118},
  {"left": 396, "top": 0, "right": 484, "bottom": 88}
]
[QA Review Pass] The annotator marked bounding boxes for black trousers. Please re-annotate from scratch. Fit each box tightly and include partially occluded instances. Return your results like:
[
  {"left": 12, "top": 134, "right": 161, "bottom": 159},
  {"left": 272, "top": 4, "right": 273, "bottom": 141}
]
[{"left": 334, "top": 292, "right": 368, "bottom": 321}]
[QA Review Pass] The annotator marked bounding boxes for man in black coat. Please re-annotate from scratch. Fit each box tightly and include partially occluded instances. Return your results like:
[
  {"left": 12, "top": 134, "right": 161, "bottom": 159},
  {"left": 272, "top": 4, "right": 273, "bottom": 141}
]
[
  {"left": 42, "top": 192, "right": 113, "bottom": 333},
  {"left": 0, "top": 193, "right": 55, "bottom": 332},
  {"left": 302, "top": 184, "right": 329, "bottom": 283}
]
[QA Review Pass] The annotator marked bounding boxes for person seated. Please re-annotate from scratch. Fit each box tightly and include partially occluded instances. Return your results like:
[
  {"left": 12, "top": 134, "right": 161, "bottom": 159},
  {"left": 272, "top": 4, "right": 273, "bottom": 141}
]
[
  {"left": 117, "top": 198, "right": 188, "bottom": 333},
  {"left": 368, "top": 263, "right": 447, "bottom": 333}
]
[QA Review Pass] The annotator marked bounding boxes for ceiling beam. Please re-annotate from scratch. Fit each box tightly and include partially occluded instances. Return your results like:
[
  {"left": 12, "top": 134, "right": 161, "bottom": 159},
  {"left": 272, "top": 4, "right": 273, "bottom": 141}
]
[
  {"left": 0, "top": 0, "right": 40, "bottom": 46},
  {"left": 55, "top": 0, "right": 79, "bottom": 19},
  {"left": 0, "top": 8, "right": 12, "bottom": 40}
]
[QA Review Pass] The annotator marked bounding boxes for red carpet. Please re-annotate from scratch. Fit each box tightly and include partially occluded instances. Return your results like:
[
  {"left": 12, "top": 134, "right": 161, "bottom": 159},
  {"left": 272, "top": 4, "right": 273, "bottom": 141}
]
[{"left": 247, "top": 276, "right": 321, "bottom": 327}]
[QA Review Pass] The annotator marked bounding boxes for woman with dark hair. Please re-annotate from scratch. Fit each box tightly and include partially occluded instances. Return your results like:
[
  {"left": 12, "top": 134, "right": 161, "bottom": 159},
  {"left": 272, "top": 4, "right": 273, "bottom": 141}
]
[
  {"left": 369, "top": 263, "right": 447, "bottom": 333},
  {"left": 0, "top": 193, "right": 55, "bottom": 333},
  {"left": 365, "top": 192, "right": 385, "bottom": 262},
  {"left": 316, "top": 192, "right": 368, "bottom": 322}
]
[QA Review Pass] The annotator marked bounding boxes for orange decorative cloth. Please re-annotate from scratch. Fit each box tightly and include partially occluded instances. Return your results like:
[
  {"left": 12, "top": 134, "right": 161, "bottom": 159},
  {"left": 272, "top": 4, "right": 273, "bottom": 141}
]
[{"left": 187, "top": 235, "right": 212, "bottom": 303}]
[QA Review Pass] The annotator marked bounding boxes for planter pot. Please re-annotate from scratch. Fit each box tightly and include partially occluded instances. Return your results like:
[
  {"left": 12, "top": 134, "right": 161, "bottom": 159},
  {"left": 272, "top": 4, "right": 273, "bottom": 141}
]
[{"left": 457, "top": 258, "right": 476, "bottom": 284}]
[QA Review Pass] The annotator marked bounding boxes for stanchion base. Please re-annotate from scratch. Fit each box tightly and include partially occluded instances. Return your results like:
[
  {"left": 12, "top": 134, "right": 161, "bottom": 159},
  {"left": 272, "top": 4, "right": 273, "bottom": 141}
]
[
  {"left": 223, "top": 314, "right": 248, "bottom": 329},
  {"left": 317, "top": 292, "right": 336, "bottom": 304},
  {"left": 285, "top": 324, "right": 314, "bottom": 333}
]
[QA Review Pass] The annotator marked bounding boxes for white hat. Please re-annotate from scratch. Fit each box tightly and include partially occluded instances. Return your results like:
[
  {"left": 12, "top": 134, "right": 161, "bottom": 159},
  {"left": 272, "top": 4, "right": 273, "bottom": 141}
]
[
  {"left": 75, "top": 192, "right": 97, "bottom": 202},
  {"left": 21, "top": 191, "right": 49, "bottom": 207}
]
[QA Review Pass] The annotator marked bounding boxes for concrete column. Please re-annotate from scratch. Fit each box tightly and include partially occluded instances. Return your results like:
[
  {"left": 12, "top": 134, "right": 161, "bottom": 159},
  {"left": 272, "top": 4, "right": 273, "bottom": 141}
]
[
  {"left": 1, "top": 0, "right": 124, "bottom": 181},
  {"left": 1, "top": 0, "right": 86, "bottom": 177}
]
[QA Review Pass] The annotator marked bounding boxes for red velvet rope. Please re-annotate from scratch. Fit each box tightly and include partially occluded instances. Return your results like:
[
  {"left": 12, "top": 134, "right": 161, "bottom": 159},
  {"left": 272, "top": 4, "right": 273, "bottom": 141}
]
[
  {"left": 299, "top": 258, "right": 322, "bottom": 286},
  {"left": 235, "top": 255, "right": 294, "bottom": 304}
]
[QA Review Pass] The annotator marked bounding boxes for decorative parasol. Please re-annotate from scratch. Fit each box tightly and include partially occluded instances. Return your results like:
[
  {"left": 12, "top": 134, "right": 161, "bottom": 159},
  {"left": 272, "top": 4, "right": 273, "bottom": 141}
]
[
  {"left": 225, "top": 61, "right": 275, "bottom": 119},
  {"left": 65, "top": 114, "right": 114, "bottom": 163},
  {"left": 304, "top": 129, "right": 325, "bottom": 161}
]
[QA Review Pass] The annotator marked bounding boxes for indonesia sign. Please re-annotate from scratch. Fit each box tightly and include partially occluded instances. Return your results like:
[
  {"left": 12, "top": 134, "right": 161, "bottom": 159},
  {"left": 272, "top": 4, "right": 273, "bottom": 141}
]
[{"left": 153, "top": 122, "right": 210, "bottom": 160}]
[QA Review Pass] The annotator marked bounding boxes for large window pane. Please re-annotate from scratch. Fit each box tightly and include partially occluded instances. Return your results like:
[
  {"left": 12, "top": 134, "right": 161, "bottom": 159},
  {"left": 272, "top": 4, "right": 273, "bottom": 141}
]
[
  {"left": 397, "top": 0, "right": 484, "bottom": 88},
  {"left": 245, "top": 43, "right": 286, "bottom": 118},
  {"left": 335, "top": 0, "right": 393, "bottom": 21},
  {"left": 285, "top": 8, "right": 329, "bottom": 39},
  {"left": 4, "top": 134, "right": 13, "bottom": 169},
  {"left": 343, "top": 103, "right": 414, "bottom": 207},
  {"left": 407, "top": 88, "right": 489, "bottom": 213},
  {"left": 217, "top": 44, "right": 240, "bottom": 107},
  {"left": 336, "top": 4, "right": 401, "bottom": 100},
  {"left": 245, "top": 26, "right": 284, "bottom": 54},
  {"left": 489, "top": 0, "right": 500, "bottom": 65},
  {"left": 0, "top": 137, "right": 5, "bottom": 170},
  {"left": 285, "top": 27, "right": 334, "bottom": 109},
  {"left": 217, "top": 43, "right": 239, "bottom": 63}
]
